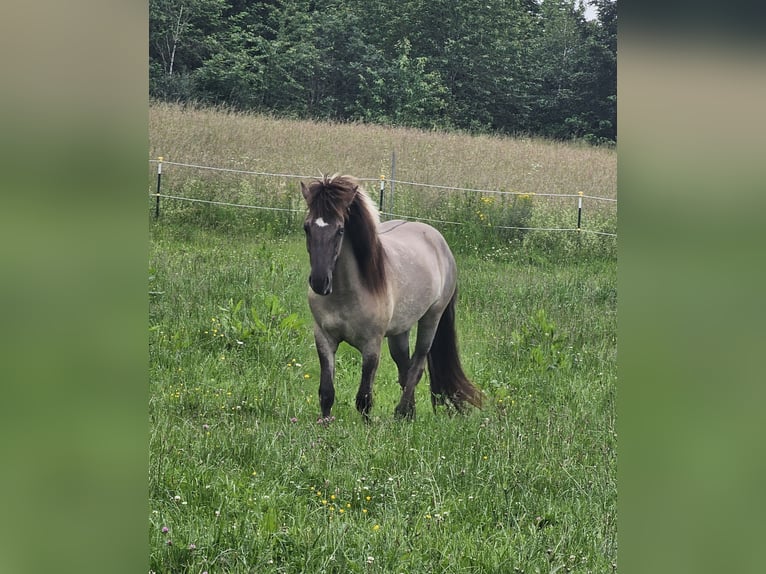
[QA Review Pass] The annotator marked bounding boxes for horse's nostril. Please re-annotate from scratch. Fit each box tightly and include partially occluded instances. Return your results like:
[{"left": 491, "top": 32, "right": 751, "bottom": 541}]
[{"left": 309, "top": 274, "right": 332, "bottom": 295}]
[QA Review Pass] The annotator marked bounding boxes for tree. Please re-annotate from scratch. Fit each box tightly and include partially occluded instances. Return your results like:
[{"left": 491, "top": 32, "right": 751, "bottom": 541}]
[
  {"left": 149, "top": 0, "right": 227, "bottom": 99},
  {"left": 147, "top": 0, "right": 617, "bottom": 142},
  {"left": 588, "top": 0, "right": 617, "bottom": 142}
]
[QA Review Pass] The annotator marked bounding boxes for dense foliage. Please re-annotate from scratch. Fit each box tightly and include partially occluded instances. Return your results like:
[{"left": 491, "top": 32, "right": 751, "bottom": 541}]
[{"left": 150, "top": 0, "right": 616, "bottom": 143}]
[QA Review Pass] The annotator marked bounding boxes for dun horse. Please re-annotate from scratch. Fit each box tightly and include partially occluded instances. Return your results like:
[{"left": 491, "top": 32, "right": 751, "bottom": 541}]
[{"left": 301, "top": 174, "right": 482, "bottom": 420}]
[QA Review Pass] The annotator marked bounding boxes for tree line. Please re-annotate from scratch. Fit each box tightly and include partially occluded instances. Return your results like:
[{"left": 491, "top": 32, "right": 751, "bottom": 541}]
[{"left": 150, "top": 0, "right": 616, "bottom": 143}]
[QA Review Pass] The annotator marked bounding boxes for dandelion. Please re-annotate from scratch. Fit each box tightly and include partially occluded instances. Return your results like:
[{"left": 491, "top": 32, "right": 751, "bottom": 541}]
[
  {"left": 366, "top": 496, "right": 371, "bottom": 501},
  {"left": 372, "top": 524, "right": 380, "bottom": 531},
  {"left": 339, "top": 508, "right": 345, "bottom": 514},
  {"left": 362, "top": 509, "right": 368, "bottom": 514},
  {"left": 303, "top": 374, "right": 310, "bottom": 379},
  {"left": 252, "top": 470, "right": 257, "bottom": 476}
]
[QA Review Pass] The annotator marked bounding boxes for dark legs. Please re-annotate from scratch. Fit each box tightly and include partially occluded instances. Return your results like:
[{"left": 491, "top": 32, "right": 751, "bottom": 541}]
[
  {"left": 387, "top": 331, "right": 410, "bottom": 389},
  {"left": 315, "top": 326, "right": 383, "bottom": 421},
  {"left": 315, "top": 316, "right": 445, "bottom": 421},
  {"left": 314, "top": 327, "right": 338, "bottom": 419},
  {"left": 355, "top": 351, "right": 380, "bottom": 420},
  {"left": 393, "top": 319, "right": 439, "bottom": 419}
]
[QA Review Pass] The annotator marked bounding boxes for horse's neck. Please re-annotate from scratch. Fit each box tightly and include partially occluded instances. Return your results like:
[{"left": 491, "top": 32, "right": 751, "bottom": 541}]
[{"left": 333, "top": 239, "right": 364, "bottom": 294}]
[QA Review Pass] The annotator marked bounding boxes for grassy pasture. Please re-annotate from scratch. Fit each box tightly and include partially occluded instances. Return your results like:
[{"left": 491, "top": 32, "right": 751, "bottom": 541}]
[{"left": 149, "top": 103, "right": 616, "bottom": 573}]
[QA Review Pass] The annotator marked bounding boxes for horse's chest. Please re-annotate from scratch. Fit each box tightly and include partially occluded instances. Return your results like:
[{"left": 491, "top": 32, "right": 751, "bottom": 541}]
[{"left": 309, "top": 292, "right": 387, "bottom": 345}]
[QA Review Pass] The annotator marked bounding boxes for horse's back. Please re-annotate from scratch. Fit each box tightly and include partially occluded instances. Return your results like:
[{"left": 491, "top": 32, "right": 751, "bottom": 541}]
[
  {"left": 379, "top": 220, "right": 457, "bottom": 334},
  {"left": 380, "top": 220, "right": 452, "bottom": 253}
]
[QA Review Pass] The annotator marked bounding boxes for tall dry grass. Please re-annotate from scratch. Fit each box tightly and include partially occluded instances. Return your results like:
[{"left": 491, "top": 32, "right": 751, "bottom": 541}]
[{"left": 149, "top": 101, "right": 616, "bottom": 200}]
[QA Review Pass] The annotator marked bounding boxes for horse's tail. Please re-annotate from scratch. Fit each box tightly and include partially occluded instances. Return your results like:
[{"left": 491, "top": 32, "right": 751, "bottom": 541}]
[{"left": 427, "top": 290, "right": 483, "bottom": 412}]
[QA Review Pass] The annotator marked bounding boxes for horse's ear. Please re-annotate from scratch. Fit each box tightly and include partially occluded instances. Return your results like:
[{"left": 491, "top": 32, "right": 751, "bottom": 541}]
[{"left": 300, "top": 181, "right": 311, "bottom": 202}]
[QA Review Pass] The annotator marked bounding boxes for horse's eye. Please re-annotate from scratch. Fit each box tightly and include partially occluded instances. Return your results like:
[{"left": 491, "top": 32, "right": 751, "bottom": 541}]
[{"left": 337, "top": 227, "right": 345, "bottom": 237}]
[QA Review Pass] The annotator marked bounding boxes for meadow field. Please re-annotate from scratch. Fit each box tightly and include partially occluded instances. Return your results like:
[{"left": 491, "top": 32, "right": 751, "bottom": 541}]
[{"left": 149, "top": 103, "right": 617, "bottom": 573}]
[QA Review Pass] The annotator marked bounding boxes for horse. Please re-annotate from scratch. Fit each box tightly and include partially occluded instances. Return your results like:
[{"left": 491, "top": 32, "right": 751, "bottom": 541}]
[{"left": 300, "top": 173, "right": 482, "bottom": 421}]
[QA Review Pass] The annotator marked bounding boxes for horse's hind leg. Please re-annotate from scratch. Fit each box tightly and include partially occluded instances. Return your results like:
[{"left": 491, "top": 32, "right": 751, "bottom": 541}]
[
  {"left": 394, "top": 319, "right": 439, "bottom": 419},
  {"left": 387, "top": 331, "right": 410, "bottom": 389}
]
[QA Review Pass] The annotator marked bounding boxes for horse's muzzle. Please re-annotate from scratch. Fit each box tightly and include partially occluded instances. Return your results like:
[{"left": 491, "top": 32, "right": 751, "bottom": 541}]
[{"left": 309, "top": 274, "right": 332, "bottom": 296}]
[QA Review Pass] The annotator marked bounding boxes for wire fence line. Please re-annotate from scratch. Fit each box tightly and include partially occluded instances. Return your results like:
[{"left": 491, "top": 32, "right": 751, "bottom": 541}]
[
  {"left": 148, "top": 159, "right": 617, "bottom": 203},
  {"left": 148, "top": 158, "right": 617, "bottom": 237},
  {"left": 150, "top": 193, "right": 305, "bottom": 214},
  {"left": 378, "top": 211, "right": 617, "bottom": 236},
  {"left": 380, "top": 177, "right": 617, "bottom": 202},
  {"left": 148, "top": 159, "right": 381, "bottom": 185}
]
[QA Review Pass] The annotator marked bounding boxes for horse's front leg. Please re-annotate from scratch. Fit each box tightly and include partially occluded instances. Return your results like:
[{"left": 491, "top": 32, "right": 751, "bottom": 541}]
[
  {"left": 314, "top": 326, "right": 339, "bottom": 419},
  {"left": 355, "top": 341, "right": 382, "bottom": 421}
]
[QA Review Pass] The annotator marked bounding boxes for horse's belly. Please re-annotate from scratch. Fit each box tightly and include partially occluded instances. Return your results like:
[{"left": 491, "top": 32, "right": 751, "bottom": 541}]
[{"left": 386, "top": 295, "right": 433, "bottom": 336}]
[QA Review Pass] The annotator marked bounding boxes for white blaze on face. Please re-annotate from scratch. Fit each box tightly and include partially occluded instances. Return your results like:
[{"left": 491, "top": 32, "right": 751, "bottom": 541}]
[{"left": 314, "top": 217, "right": 329, "bottom": 228}]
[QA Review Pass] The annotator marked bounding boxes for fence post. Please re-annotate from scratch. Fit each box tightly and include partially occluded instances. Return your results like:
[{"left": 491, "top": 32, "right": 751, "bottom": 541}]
[
  {"left": 155, "top": 156, "right": 163, "bottom": 219},
  {"left": 390, "top": 150, "right": 396, "bottom": 214},
  {"left": 577, "top": 191, "right": 583, "bottom": 231},
  {"left": 379, "top": 174, "right": 386, "bottom": 215}
]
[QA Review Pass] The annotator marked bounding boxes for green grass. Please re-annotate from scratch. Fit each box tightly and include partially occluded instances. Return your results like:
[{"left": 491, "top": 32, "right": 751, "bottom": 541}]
[
  {"left": 150, "top": 223, "right": 616, "bottom": 573},
  {"left": 150, "top": 104, "right": 616, "bottom": 573}
]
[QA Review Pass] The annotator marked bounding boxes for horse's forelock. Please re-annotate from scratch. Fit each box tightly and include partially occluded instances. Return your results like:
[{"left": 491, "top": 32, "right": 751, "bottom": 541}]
[
  {"left": 306, "top": 177, "right": 344, "bottom": 221},
  {"left": 308, "top": 174, "right": 378, "bottom": 224}
]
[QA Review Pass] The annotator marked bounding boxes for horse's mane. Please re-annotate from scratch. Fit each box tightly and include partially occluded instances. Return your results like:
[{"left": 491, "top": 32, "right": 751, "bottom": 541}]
[{"left": 305, "top": 174, "right": 387, "bottom": 295}]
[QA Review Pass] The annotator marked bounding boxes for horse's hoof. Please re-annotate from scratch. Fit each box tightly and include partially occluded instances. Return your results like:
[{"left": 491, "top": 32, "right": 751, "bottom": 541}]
[
  {"left": 355, "top": 393, "right": 372, "bottom": 416},
  {"left": 394, "top": 404, "right": 415, "bottom": 420}
]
